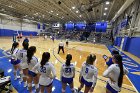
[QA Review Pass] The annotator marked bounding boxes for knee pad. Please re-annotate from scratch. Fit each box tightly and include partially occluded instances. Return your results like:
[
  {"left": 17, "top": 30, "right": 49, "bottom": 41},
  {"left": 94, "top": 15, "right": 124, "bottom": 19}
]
[
  {"left": 19, "top": 70, "right": 23, "bottom": 75},
  {"left": 71, "top": 88, "right": 75, "bottom": 91},
  {"left": 35, "top": 84, "right": 39, "bottom": 89},
  {"left": 28, "top": 83, "right": 32, "bottom": 87},
  {"left": 62, "top": 89, "right": 65, "bottom": 93},
  {"left": 21, "top": 73, "right": 25, "bottom": 78}
]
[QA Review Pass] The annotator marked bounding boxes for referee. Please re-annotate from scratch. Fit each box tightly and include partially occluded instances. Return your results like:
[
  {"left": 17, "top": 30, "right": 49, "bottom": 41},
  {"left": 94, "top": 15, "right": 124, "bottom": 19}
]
[{"left": 58, "top": 40, "right": 64, "bottom": 54}]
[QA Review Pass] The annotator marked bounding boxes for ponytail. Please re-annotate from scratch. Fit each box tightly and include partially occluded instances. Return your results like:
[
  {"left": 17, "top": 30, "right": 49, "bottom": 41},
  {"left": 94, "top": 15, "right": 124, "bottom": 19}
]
[
  {"left": 66, "top": 54, "right": 72, "bottom": 66},
  {"left": 40, "top": 52, "right": 50, "bottom": 67},
  {"left": 11, "top": 42, "right": 19, "bottom": 54},
  {"left": 86, "top": 54, "right": 96, "bottom": 65},
  {"left": 114, "top": 54, "right": 123, "bottom": 87},
  {"left": 27, "top": 46, "right": 36, "bottom": 64},
  {"left": 22, "top": 42, "right": 29, "bottom": 50}
]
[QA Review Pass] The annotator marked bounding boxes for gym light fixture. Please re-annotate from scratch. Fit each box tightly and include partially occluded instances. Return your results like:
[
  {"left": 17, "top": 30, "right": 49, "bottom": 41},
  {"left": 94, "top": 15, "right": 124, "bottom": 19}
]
[{"left": 106, "top": 1, "right": 110, "bottom": 5}]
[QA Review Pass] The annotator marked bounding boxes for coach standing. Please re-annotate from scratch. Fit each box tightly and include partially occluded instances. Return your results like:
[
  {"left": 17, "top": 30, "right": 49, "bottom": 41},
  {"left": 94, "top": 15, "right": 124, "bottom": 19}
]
[{"left": 58, "top": 40, "right": 64, "bottom": 54}]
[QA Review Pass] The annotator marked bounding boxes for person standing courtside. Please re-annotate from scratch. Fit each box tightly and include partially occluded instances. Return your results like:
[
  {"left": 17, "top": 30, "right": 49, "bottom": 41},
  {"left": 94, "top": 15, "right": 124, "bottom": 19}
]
[
  {"left": 103, "top": 54, "right": 129, "bottom": 93},
  {"left": 58, "top": 40, "right": 64, "bottom": 54}
]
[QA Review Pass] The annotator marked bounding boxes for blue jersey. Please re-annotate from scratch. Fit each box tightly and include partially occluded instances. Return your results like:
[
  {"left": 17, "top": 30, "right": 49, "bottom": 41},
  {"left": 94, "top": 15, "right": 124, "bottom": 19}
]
[{"left": 23, "top": 38, "right": 29, "bottom": 43}]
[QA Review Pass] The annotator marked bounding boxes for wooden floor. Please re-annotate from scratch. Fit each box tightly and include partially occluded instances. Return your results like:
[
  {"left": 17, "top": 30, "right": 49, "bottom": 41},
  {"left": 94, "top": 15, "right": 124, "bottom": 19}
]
[{"left": 0, "top": 37, "right": 137, "bottom": 93}]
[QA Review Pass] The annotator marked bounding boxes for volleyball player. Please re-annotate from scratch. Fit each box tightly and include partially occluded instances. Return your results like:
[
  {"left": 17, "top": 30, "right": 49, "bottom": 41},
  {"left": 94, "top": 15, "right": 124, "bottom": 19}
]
[
  {"left": 66, "top": 39, "right": 69, "bottom": 47},
  {"left": 27, "top": 46, "right": 39, "bottom": 93},
  {"left": 103, "top": 54, "right": 128, "bottom": 93},
  {"left": 105, "top": 50, "right": 119, "bottom": 67},
  {"left": 78, "top": 54, "right": 98, "bottom": 93},
  {"left": 60, "top": 54, "right": 75, "bottom": 93},
  {"left": 23, "top": 37, "right": 29, "bottom": 43},
  {"left": 3, "top": 42, "right": 21, "bottom": 80},
  {"left": 18, "top": 42, "right": 29, "bottom": 87},
  {"left": 32, "top": 52, "right": 56, "bottom": 93},
  {"left": 58, "top": 40, "right": 64, "bottom": 54}
]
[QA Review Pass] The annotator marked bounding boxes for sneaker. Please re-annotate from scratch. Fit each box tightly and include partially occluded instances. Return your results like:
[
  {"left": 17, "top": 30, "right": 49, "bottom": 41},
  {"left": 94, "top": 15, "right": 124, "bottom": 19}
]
[
  {"left": 14, "top": 77, "right": 17, "bottom": 80},
  {"left": 19, "top": 79, "right": 23, "bottom": 84},
  {"left": 27, "top": 87, "right": 29, "bottom": 90},
  {"left": 17, "top": 76, "right": 20, "bottom": 79},
  {"left": 24, "top": 82, "right": 27, "bottom": 88}
]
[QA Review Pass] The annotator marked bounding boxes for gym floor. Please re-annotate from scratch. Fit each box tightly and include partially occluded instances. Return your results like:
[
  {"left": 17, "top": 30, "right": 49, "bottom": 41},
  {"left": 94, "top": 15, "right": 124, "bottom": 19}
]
[{"left": 0, "top": 37, "right": 139, "bottom": 93}]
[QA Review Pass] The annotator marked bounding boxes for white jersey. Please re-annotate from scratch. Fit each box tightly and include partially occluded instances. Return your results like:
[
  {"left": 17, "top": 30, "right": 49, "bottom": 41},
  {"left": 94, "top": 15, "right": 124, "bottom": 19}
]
[
  {"left": 28, "top": 56, "right": 38, "bottom": 73},
  {"left": 18, "top": 49, "right": 28, "bottom": 69},
  {"left": 103, "top": 64, "right": 129, "bottom": 91},
  {"left": 59, "top": 42, "right": 64, "bottom": 47},
  {"left": 61, "top": 63, "right": 75, "bottom": 78},
  {"left": 80, "top": 62, "right": 98, "bottom": 87},
  {"left": 3, "top": 48, "right": 20, "bottom": 60},
  {"left": 32, "top": 62, "right": 56, "bottom": 86}
]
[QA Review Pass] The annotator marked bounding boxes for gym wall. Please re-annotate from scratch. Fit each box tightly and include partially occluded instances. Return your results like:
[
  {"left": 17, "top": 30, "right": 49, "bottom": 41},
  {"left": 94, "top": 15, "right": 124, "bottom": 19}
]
[{"left": 0, "top": 16, "right": 38, "bottom": 36}]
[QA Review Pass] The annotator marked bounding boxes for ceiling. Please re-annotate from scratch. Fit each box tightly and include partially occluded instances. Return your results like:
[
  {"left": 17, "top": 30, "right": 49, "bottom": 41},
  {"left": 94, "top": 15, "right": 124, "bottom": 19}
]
[{"left": 0, "top": 0, "right": 126, "bottom": 23}]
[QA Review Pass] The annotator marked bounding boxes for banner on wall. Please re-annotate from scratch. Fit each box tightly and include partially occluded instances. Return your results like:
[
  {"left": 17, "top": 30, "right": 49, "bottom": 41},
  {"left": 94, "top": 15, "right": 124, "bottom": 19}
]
[
  {"left": 37, "top": 23, "right": 40, "bottom": 29},
  {"left": 75, "top": 22, "right": 86, "bottom": 31},
  {"left": 65, "top": 22, "right": 74, "bottom": 31},
  {"left": 95, "top": 22, "right": 107, "bottom": 32},
  {"left": 120, "top": 18, "right": 128, "bottom": 29},
  {"left": 43, "top": 23, "right": 46, "bottom": 30}
]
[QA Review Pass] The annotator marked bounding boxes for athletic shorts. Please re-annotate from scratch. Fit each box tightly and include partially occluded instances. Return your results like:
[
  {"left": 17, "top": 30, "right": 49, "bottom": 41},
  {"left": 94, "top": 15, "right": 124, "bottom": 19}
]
[
  {"left": 106, "top": 83, "right": 118, "bottom": 93},
  {"left": 20, "top": 62, "right": 28, "bottom": 69},
  {"left": 81, "top": 76, "right": 93, "bottom": 87},
  {"left": 28, "top": 70, "right": 37, "bottom": 77},
  {"left": 62, "top": 76, "right": 73, "bottom": 84},
  {"left": 11, "top": 59, "right": 20, "bottom": 65},
  {"left": 39, "top": 77, "right": 53, "bottom": 87},
  {"left": 40, "top": 82, "right": 52, "bottom": 87}
]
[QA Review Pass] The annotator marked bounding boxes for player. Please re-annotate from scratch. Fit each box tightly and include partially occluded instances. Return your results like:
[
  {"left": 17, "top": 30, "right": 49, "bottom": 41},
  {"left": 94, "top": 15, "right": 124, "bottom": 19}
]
[
  {"left": 58, "top": 40, "right": 64, "bottom": 54},
  {"left": 32, "top": 52, "right": 56, "bottom": 93},
  {"left": 103, "top": 54, "right": 129, "bottom": 93},
  {"left": 60, "top": 54, "right": 75, "bottom": 93},
  {"left": 3, "top": 42, "right": 21, "bottom": 80},
  {"left": 105, "top": 50, "right": 119, "bottom": 67},
  {"left": 44, "top": 35, "right": 47, "bottom": 40},
  {"left": 66, "top": 39, "right": 69, "bottom": 47},
  {"left": 18, "top": 42, "right": 29, "bottom": 87},
  {"left": 78, "top": 54, "right": 98, "bottom": 93},
  {"left": 23, "top": 37, "right": 29, "bottom": 43},
  {"left": 27, "top": 46, "right": 39, "bottom": 93},
  {"left": 52, "top": 35, "right": 54, "bottom": 42},
  {"left": 19, "top": 33, "right": 22, "bottom": 39}
]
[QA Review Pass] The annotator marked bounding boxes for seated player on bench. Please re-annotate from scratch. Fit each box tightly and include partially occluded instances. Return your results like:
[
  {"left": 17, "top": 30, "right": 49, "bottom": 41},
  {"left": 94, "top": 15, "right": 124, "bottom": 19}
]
[{"left": 0, "top": 69, "right": 13, "bottom": 92}]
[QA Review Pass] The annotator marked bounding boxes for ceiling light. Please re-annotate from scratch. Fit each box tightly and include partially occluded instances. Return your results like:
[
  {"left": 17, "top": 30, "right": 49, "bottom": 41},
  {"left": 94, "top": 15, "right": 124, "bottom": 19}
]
[
  {"left": 106, "top": 1, "right": 110, "bottom": 5},
  {"left": 76, "top": 11, "right": 79, "bottom": 13},
  {"left": 79, "top": 15, "right": 82, "bottom": 17},
  {"left": 9, "top": 5, "right": 13, "bottom": 8},
  {"left": 57, "top": 14, "right": 59, "bottom": 15},
  {"left": 72, "top": 6, "right": 75, "bottom": 9},
  {"left": 104, "top": 13, "right": 106, "bottom": 15},
  {"left": 51, "top": 11, "right": 53, "bottom": 13},
  {"left": 22, "top": 0, "right": 27, "bottom": 2},
  {"left": 105, "top": 8, "right": 108, "bottom": 10}
]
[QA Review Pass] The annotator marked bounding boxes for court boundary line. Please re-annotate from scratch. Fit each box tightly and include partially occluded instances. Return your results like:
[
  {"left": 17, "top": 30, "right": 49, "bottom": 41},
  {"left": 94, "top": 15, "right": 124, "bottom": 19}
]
[{"left": 52, "top": 46, "right": 136, "bottom": 92}]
